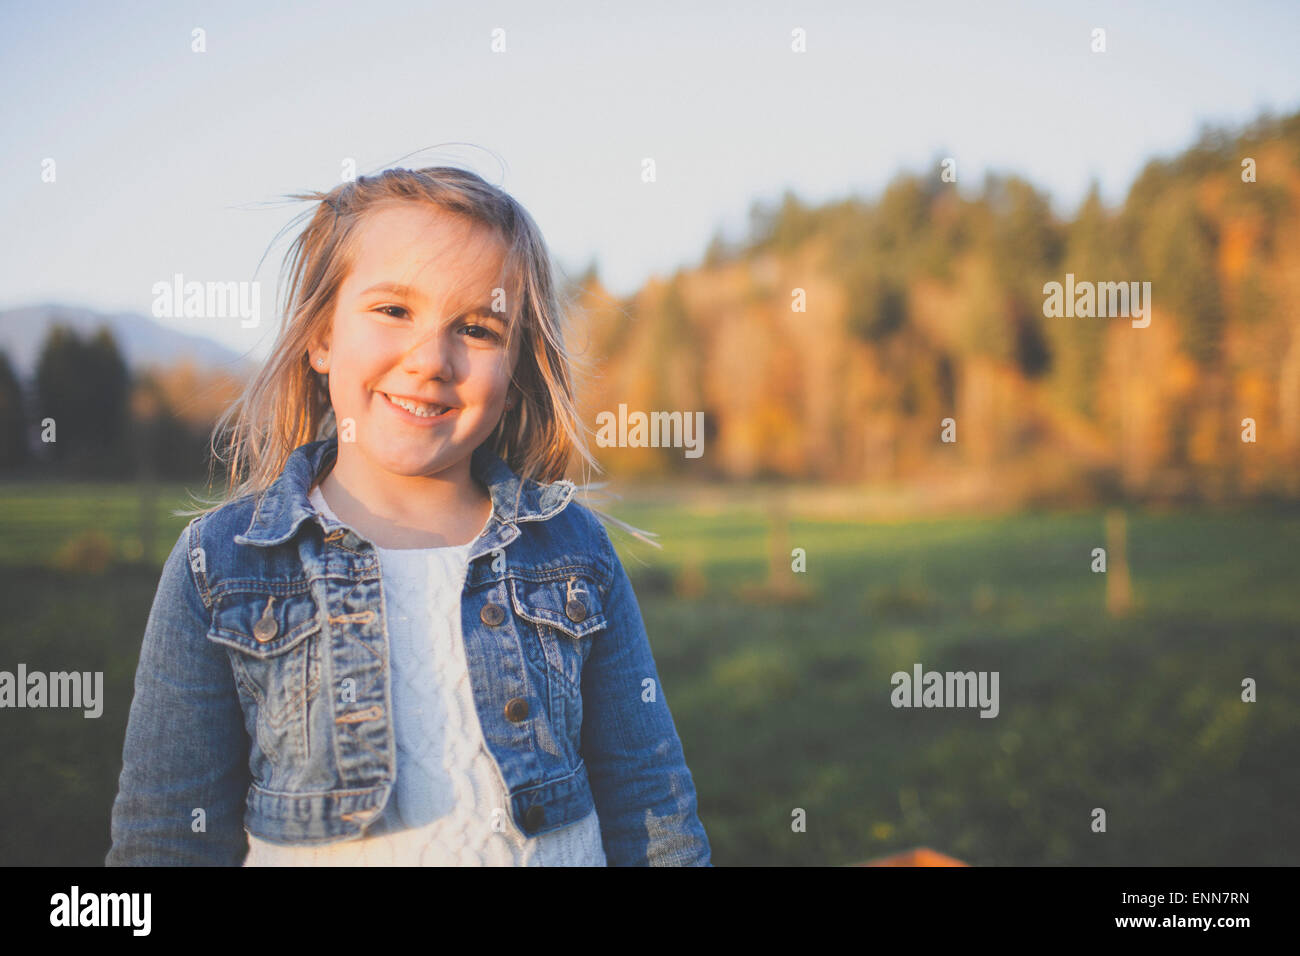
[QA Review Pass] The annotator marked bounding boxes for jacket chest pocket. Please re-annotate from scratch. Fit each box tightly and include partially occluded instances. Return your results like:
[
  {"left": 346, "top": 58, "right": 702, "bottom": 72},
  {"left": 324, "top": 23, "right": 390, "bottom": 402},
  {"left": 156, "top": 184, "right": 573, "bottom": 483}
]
[
  {"left": 508, "top": 572, "right": 607, "bottom": 695},
  {"left": 205, "top": 585, "right": 323, "bottom": 761}
]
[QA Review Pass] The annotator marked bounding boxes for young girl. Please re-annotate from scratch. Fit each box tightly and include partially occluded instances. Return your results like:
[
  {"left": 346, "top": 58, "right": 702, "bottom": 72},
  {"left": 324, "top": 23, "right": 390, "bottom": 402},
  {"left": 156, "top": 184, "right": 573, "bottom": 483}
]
[{"left": 106, "top": 166, "right": 711, "bottom": 866}]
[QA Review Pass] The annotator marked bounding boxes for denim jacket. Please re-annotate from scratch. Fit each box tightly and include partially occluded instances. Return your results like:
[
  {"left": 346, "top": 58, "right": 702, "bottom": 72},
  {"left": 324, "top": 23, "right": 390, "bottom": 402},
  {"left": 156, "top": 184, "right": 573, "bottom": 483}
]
[{"left": 106, "top": 434, "right": 711, "bottom": 866}]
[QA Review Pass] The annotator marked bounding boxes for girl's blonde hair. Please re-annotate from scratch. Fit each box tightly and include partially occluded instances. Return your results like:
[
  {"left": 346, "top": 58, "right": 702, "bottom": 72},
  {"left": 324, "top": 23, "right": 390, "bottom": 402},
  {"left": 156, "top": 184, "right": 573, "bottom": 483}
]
[{"left": 179, "top": 165, "right": 657, "bottom": 548}]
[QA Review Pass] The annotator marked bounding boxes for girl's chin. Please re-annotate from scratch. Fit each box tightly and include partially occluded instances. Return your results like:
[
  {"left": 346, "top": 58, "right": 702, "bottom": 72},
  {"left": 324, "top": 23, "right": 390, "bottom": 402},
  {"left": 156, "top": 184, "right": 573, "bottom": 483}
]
[
  {"left": 351, "top": 428, "right": 481, "bottom": 472},
  {"left": 367, "top": 451, "right": 460, "bottom": 478}
]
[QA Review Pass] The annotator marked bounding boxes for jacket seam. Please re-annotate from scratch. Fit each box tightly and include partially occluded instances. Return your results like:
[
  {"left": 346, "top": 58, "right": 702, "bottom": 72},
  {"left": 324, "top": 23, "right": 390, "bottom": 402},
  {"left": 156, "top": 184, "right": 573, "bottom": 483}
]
[
  {"left": 509, "top": 755, "right": 588, "bottom": 798},
  {"left": 209, "top": 578, "right": 316, "bottom": 600},
  {"left": 249, "top": 780, "right": 389, "bottom": 800},
  {"left": 596, "top": 521, "right": 617, "bottom": 602},
  {"left": 476, "top": 562, "right": 601, "bottom": 585}
]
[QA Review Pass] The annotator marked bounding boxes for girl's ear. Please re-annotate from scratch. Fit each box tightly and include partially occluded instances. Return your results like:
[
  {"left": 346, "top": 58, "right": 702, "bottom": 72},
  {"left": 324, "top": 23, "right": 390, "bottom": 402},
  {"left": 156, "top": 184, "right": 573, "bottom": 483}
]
[{"left": 307, "top": 336, "right": 330, "bottom": 370}]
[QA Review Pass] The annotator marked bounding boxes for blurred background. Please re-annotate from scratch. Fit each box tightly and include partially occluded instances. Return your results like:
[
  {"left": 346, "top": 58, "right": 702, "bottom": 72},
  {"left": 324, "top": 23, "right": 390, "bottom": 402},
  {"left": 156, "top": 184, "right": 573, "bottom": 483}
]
[{"left": 1, "top": 0, "right": 1298, "bottom": 865}]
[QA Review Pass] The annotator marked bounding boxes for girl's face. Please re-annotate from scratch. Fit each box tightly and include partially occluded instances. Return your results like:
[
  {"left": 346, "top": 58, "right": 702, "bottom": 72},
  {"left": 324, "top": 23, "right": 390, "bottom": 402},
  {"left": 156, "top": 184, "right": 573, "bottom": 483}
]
[{"left": 311, "top": 201, "right": 518, "bottom": 489}]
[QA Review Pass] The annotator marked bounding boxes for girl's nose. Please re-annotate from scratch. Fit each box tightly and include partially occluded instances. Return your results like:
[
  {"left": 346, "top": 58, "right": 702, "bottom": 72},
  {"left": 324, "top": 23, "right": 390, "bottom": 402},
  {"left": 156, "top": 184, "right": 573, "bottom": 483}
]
[{"left": 400, "top": 325, "right": 455, "bottom": 381}]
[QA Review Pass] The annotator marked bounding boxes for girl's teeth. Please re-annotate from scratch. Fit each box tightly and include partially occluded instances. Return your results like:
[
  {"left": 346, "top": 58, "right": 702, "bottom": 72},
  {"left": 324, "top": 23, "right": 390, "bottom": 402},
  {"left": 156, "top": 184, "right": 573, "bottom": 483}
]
[{"left": 387, "top": 394, "right": 446, "bottom": 416}]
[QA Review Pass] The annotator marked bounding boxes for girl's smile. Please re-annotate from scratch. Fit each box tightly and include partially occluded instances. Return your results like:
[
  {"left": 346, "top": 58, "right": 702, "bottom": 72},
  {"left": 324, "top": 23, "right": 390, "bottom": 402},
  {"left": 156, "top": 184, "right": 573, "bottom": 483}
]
[{"left": 378, "top": 389, "right": 458, "bottom": 424}]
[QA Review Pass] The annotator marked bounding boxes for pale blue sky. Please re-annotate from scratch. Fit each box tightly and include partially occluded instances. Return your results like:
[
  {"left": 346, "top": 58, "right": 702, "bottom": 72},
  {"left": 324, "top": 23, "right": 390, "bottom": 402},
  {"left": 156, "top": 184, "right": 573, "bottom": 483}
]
[{"left": 2, "top": 0, "right": 1297, "bottom": 363}]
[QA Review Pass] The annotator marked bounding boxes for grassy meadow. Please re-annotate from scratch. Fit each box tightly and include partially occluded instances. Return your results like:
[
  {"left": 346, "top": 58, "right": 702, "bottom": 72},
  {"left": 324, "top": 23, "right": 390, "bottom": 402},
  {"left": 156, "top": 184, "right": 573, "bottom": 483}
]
[{"left": 1, "top": 480, "right": 1296, "bottom": 865}]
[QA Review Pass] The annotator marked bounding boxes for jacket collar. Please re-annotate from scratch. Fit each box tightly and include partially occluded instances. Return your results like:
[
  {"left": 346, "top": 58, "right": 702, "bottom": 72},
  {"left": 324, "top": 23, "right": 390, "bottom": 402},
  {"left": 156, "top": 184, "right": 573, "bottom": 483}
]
[{"left": 235, "top": 433, "right": 575, "bottom": 549}]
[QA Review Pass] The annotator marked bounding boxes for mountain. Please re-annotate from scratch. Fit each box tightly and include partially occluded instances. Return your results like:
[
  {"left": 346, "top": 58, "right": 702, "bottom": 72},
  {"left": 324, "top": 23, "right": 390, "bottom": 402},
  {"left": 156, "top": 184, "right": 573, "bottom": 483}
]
[{"left": 0, "top": 303, "right": 257, "bottom": 382}]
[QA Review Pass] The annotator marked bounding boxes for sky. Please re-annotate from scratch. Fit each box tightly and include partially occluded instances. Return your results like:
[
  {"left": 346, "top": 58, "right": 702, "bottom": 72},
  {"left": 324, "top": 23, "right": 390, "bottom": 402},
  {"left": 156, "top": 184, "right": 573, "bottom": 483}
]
[{"left": 2, "top": 0, "right": 1298, "bottom": 364}]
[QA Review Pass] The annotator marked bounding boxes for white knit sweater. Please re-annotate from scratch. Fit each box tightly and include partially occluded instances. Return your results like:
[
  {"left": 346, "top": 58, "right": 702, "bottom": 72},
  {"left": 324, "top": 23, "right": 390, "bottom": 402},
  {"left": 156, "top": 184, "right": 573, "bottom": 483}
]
[{"left": 242, "top": 483, "right": 607, "bottom": 866}]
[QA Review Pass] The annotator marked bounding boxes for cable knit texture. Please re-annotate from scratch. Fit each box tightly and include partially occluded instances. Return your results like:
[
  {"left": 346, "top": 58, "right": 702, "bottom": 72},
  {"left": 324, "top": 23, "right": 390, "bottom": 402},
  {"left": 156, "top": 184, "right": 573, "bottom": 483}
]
[{"left": 242, "top": 483, "right": 607, "bottom": 866}]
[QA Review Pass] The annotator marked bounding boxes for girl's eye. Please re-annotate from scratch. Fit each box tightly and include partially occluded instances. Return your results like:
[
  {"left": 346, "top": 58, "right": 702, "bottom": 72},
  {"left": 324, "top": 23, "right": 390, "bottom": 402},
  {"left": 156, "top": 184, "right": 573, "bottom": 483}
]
[
  {"left": 460, "top": 323, "right": 499, "bottom": 342},
  {"left": 372, "top": 306, "right": 498, "bottom": 341}
]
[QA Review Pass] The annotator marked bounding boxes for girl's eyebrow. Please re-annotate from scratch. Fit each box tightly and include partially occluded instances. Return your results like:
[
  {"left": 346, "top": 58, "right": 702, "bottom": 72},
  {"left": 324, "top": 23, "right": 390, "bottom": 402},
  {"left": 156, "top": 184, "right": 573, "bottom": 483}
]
[{"left": 358, "top": 281, "right": 424, "bottom": 300}]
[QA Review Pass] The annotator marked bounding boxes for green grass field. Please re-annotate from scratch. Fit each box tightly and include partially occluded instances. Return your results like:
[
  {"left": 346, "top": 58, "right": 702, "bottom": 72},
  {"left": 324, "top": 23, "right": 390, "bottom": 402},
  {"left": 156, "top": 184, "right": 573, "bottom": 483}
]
[{"left": 2, "top": 482, "right": 1296, "bottom": 865}]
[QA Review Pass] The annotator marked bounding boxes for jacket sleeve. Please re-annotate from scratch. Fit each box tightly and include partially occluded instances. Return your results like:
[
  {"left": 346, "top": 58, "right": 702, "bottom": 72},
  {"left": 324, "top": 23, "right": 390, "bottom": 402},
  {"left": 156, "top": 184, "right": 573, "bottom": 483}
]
[
  {"left": 105, "top": 518, "right": 250, "bottom": 866},
  {"left": 580, "top": 523, "right": 712, "bottom": 866}
]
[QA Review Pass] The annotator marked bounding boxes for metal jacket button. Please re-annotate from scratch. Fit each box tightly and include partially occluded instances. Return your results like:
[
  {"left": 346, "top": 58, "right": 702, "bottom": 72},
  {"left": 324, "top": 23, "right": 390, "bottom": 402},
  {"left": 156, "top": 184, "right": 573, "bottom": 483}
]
[
  {"left": 504, "top": 697, "right": 529, "bottom": 722},
  {"left": 565, "top": 598, "right": 587, "bottom": 623},
  {"left": 480, "top": 602, "right": 505, "bottom": 626},
  {"left": 253, "top": 596, "right": 278, "bottom": 643},
  {"left": 523, "top": 805, "right": 545, "bottom": 831}
]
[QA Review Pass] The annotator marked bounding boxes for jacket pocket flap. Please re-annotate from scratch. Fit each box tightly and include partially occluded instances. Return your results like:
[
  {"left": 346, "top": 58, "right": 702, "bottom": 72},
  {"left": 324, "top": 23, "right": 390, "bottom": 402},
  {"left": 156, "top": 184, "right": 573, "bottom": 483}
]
[
  {"left": 206, "top": 587, "right": 321, "bottom": 658},
  {"left": 509, "top": 574, "right": 607, "bottom": 639}
]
